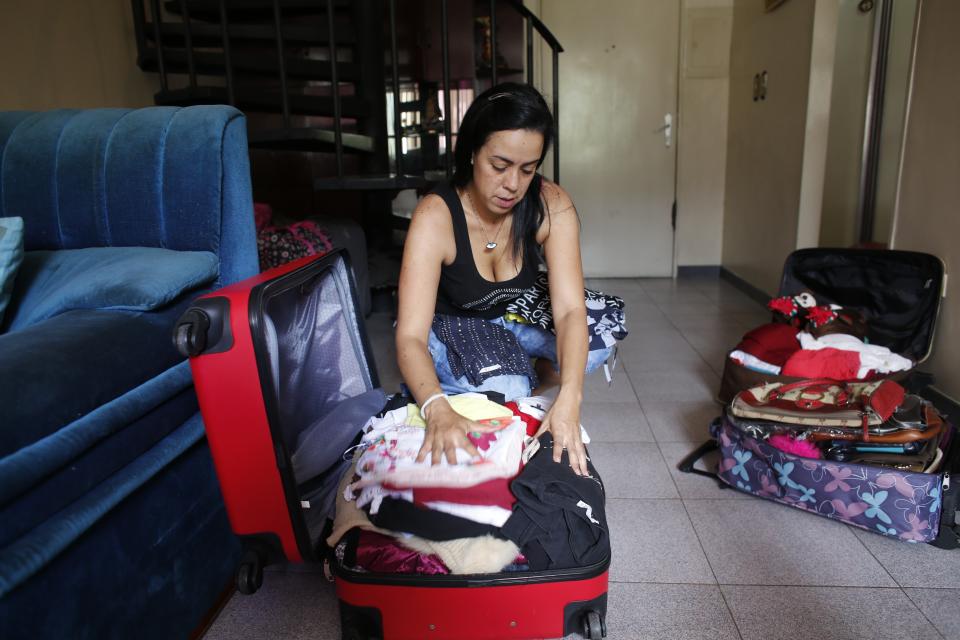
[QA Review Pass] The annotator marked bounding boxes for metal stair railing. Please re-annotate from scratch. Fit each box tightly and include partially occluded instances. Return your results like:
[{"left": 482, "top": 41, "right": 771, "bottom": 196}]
[
  {"left": 132, "top": 0, "right": 564, "bottom": 187},
  {"left": 383, "top": 0, "right": 564, "bottom": 184}
]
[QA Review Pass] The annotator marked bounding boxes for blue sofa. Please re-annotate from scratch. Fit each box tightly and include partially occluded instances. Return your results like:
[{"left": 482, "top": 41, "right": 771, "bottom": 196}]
[{"left": 0, "top": 107, "right": 259, "bottom": 638}]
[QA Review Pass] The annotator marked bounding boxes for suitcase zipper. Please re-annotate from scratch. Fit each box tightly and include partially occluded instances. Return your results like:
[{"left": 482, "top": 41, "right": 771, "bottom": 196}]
[{"left": 943, "top": 472, "right": 951, "bottom": 492}]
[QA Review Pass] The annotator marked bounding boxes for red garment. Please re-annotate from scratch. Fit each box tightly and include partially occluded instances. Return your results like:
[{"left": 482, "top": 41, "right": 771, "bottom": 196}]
[
  {"left": 781, "top": 347, "right": 861, "bottom": 380},
  {"left": 505, "top": 401, "right": 542, "bottom": 437},
  {"left": 736, "top": 323, "right": 801, "bottom": 366},
  {"left": 410, "top": 478, "right": 516, "bottom": 510}
]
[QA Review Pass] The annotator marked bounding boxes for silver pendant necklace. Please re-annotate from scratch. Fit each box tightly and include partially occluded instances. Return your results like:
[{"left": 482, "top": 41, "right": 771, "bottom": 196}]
[{"left": 465, "top": 189, "right": 507, "bottom": 250}]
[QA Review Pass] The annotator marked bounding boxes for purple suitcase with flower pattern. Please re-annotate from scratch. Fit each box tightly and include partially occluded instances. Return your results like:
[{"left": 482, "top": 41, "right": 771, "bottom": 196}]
[{"left": 681, "top": 413, "right": 956, "bottom": 545}]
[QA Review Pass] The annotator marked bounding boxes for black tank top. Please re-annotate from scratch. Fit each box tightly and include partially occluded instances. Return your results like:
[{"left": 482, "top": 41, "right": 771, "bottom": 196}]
[{"left": 433, "top": 183, "right": 539, "bottom": 319}]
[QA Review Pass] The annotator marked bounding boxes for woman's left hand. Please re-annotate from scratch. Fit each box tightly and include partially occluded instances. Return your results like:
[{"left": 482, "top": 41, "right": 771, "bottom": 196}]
[{"left": 535, "top": 394, "right": 589, "bottom": 476}]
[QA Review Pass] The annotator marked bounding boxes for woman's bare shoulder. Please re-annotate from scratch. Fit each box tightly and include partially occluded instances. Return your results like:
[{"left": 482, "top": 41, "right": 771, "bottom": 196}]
[
  {"left": 407, "top": 193, "right": 456, "bottom": 261},
  {"left": 410, "top": 193, "right": 452, "bottom": 230},
  {"left": 536, "top": 179, "right": 577, "bottom": 243},
  {"left": 539, "top": 179, "right": 575, "bottom": 215}
]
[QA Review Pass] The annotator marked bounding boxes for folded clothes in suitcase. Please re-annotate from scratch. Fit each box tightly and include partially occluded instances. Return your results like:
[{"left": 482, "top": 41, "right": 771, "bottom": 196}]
[
  {"left": 175, "top": 251, "right": 610, "bottom": 640},
  {"left": 718, "top": 249, "right": 945, "bottom": 403}
]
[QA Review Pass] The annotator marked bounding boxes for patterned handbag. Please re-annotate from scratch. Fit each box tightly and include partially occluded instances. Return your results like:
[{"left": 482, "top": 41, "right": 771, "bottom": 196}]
[
  {"left": 730, "top": 379, "right": 906, "bottom": 440},
  {"left": 257, "top": 220, "right": 333, "bottom": 271}
]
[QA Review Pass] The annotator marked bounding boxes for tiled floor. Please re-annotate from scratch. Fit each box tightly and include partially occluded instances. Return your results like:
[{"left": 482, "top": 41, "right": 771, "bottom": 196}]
[{"left": 204, "top": 275, "right": 960, "bottom": 640}]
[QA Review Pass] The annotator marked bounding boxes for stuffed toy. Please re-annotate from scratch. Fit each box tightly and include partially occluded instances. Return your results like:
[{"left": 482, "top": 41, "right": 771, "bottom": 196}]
[
  {"left": 767, "top": 292, "right": 818, "bottom": 327},
  {"left": 809, "top": 307, "right": 869, "bottom": 340},
  {"left": 768, "top": 292, "right": 869, "bottom": 340},
  {"left": 806, "top": 305, "right": 838, "bottom": 329}
]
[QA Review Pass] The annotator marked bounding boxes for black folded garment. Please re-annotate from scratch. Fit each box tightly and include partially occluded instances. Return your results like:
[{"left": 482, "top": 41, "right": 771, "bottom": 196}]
[
  {"left": 501, "top": 434, "right": 609, "bottom": 571},
  {"left": 369, "top": 497, "right": 503, "bottom": 541}
]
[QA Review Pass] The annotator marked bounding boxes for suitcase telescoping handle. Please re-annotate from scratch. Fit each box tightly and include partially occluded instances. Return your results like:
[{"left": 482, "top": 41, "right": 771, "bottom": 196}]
[{"left": 173, "top": 297, "right": 233, "bottom": 358}]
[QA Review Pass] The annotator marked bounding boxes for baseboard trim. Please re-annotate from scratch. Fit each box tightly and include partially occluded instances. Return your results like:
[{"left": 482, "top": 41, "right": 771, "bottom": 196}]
[
  {"left": 719, "top": 267, "right": 771, "bottom": 306},
  {"left": 677, "top": 265, "right": 721, "bottom": 278}
]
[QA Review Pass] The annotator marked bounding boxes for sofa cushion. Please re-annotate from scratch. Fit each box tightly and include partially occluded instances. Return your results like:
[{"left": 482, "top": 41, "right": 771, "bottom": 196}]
[
  {"left": 3, "top": 247, "right": 218, "bottom": 331},
  {"left": 0, "top": 217, "right": 24, "bottom": 324}
]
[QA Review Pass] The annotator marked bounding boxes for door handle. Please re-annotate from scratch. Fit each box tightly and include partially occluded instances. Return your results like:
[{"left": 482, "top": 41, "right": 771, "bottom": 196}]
[{"left": 652, "top": 113, "right": 672, "bottom": 147}]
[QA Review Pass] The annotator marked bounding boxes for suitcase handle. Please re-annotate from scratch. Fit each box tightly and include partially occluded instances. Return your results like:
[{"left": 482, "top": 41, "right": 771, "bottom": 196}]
[{"left": 677, "top": 440, "right": 728, "bottom": 489}]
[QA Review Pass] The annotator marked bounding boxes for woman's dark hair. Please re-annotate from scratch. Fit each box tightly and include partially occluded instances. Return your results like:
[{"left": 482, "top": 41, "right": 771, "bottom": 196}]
[{"left": 452, "top": 82, "right": 555, "bottom": 263}]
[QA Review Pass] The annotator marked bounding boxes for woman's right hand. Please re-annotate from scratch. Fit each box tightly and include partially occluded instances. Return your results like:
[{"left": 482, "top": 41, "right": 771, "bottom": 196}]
[{"left": 416, "top": 401, "right": 481, "bottom": 466}]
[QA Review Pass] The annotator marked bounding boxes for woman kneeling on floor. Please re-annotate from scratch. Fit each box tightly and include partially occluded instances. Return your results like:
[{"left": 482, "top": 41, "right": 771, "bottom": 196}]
[{"left": 395, "top": 82, "right": 616, "bottom": 477}]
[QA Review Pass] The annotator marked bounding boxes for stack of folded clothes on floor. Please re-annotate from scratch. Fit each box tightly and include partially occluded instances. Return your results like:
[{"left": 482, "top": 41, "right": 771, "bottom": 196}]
[{"left": 326, "top": 393, "right": 609, "bottom": 575}]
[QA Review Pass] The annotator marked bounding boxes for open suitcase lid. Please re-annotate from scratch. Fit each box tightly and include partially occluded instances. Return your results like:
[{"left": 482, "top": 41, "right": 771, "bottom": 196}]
[
  {"left": 249, "top": 249, "right": 381, "bottom": 559},
  {"left": 778, "top": 248, "right": 945, "bottom": 363}
]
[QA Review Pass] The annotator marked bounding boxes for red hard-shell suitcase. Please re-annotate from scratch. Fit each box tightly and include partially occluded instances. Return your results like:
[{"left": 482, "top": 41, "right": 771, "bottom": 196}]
[{"left": 174, "top": 250, "right": 610, "bottom": 640}]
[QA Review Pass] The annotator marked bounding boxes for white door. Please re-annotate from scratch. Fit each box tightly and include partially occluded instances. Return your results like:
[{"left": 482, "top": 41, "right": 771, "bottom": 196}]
[{"left": 539, "top": 1, "right": 680, "bottom": 277}]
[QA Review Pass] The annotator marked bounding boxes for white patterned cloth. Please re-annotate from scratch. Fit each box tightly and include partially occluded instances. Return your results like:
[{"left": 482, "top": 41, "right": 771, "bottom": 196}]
[{"left": 797, "top": 332, "right": 912, "bottom": 378}]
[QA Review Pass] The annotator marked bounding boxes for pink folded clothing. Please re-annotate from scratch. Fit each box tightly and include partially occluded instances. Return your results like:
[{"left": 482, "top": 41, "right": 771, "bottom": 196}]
[
  {"left": 736, "top": 323, "right": 801, "bottom": 366},
  {"left": 781, "top": 347, "right": 861, "bottom": 380},
  {"left": 355, "top": 530, "right": 449, "bottom": 575}
]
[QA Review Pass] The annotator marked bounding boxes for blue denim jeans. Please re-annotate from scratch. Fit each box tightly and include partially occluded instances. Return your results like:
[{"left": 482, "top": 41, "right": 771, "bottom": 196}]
[{"left": 427, "top": 316, "right": 613, "bottom": 400}]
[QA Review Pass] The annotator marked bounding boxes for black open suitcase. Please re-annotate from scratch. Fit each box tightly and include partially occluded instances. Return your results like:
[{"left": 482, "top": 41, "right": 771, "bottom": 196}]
[
  {"left": 716, "top": 248, "right": 944, "bottom": 403},
  {"left": 176, "top": 250, "right": 610, "bottom": 639},
  {"left": 679, "top": 248, "right": 960, "bottom": 548}
]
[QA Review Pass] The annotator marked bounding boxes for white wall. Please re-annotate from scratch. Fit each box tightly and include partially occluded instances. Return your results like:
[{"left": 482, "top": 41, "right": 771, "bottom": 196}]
[
  {"left": 536, "top": 0, "right": 680, "bottom": 277},
  {"left": 722, "top": 0, "right": 817, "bottom": 294},
  {"left": 795, "top": 0, "right": 839, "bottom": 249},
  {"left": 819, "top": 0, "right": 874, "bottom": 248},
  {"left": 676, "top": 0, "right": 733, "bottom": 267},
  {"left": 873, "top": 0, "right": 918, "bottom": 245},
  {"left": 528, "top": 0, "right": 733, "bottom": 274},
  {"left": 891, "top": 0, "right": 960, "bottom": 400},
  {"left": 0, "top": 0, "right": 156, "bottom": 110}
]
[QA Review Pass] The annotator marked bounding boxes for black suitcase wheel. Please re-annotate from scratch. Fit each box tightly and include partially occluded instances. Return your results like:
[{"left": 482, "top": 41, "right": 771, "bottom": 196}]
[
  {"left": 583, "top": 610, "right": 606, "bottom": 639},
  {"left": 236, "top": 550, "right": 264, "bottom": 595},
  {"left": 173, "top": 309, "right": 210, "bottom": 357}
]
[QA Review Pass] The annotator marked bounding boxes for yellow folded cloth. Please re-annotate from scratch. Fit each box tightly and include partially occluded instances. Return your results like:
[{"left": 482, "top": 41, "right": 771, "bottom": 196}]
[
  {"left": 503, "top": 312, "right": 529, "bottom": 324},
  {"left": 405, "top": 392, "right": 514, "bottom": 428}
]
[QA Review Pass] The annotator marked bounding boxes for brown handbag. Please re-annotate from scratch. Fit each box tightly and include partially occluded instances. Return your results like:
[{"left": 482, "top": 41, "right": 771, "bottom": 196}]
[{"left": 805, "top": 403, "right": 943, "bottom": 444}]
